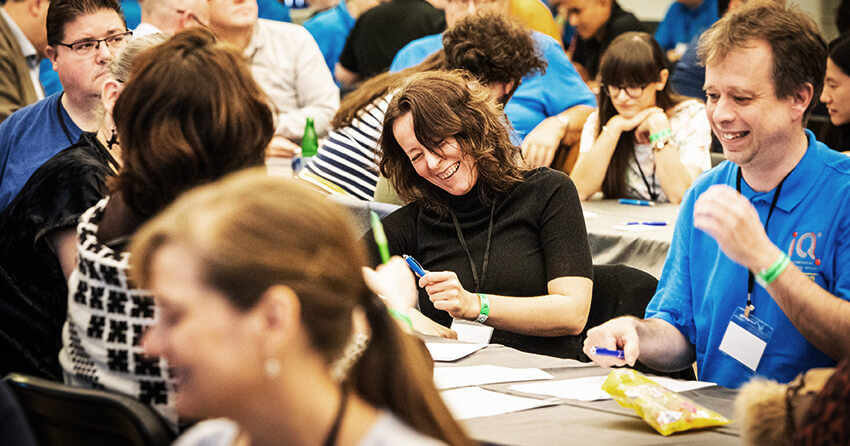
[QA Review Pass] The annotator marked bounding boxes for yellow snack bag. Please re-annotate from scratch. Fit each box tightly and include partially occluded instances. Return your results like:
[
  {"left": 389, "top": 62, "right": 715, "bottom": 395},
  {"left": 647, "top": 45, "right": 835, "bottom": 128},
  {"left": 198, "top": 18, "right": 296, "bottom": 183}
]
[{"left": 601, "top": 369, "right": 731, "bottom": 436}]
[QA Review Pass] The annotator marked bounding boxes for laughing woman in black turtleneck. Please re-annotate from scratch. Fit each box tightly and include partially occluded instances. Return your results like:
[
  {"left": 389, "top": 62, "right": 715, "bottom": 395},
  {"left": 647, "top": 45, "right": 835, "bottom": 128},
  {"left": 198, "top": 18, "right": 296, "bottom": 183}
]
[{"left": 372, "top": 70, "right": 593, "bottom": 358}]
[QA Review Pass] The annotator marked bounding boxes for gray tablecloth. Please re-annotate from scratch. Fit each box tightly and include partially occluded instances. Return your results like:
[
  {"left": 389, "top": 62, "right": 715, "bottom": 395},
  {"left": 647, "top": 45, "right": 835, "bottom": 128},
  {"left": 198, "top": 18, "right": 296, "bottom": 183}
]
[
  {"left": 431, "top": 340, "right": 740, "bottom": 446},
  {"left": 581, "top": 200, "right": 680, "bottom": 278}
]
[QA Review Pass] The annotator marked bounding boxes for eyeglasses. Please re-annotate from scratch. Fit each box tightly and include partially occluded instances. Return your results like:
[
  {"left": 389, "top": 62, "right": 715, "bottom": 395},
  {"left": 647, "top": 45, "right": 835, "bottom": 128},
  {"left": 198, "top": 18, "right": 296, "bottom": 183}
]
[
  {"left": 603, "top": 83, "right": 650, "bottom": 99},
  {"left": 56, "top": 30, "right": 133, "bottom": 57}
]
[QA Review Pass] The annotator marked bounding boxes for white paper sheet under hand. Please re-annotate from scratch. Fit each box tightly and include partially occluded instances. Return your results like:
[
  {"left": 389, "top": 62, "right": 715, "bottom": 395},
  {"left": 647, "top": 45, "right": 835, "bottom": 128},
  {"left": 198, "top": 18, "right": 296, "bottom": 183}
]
[
  {"left": 433, "top": 365, "right": 553, "bottom": 389},
  {"left": 611, "top": 224, "right": 664, "bottom": 232},
  {"left": 440, "top": 387, "right": 556, "bottom": 420},
  {"left": 510, "top": 375, "right": 716, "bottom": 401},
  {"left": 425, "top": 343, "right": 487, "bottom": 362}
]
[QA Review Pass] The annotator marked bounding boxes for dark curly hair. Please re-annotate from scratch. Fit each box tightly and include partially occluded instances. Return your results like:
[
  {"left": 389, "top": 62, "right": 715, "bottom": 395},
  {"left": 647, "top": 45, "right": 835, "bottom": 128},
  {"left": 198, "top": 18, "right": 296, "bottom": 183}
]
[
  {"left": 379, "top": 70, "right": 525, "bottom": 214},
  {"left": 443, "top": 11, "right": 547, "bottom": 86}
]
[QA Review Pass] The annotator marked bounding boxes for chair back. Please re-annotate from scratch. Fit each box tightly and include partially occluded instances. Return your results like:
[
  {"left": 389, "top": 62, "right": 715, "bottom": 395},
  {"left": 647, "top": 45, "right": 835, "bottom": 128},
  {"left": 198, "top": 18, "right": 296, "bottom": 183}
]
[
  {"left": 3, "top": 373, "right": 175, "bottom": 446},
  {"left": 579, "top": 264, "right": 696, "bottom": 380}
]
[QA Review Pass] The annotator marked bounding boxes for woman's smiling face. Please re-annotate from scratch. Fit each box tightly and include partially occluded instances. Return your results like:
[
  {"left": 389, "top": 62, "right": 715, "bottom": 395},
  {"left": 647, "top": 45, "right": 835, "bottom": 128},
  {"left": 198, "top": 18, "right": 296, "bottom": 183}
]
[{"left": 392, "top": 112, "right": 478, "bottom": 196}]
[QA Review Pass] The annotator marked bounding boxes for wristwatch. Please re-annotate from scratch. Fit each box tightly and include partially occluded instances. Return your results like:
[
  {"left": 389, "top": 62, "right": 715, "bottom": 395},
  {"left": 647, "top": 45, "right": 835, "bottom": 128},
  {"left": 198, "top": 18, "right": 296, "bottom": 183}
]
[{"left": 652, "top": 137, "right": 672, "bottom": 152}]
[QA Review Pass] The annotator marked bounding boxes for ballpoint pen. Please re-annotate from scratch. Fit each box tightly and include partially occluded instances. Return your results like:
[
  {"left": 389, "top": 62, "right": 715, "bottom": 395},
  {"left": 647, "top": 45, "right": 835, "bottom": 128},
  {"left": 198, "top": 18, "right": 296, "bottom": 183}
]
[
  {"left": 619, "top": 198, "right": 655, "bottom": 207},
  {"left": 589, "top": 347, "right": 625, "bottom": 359},
  {"left": 625, "top": 221, "right": 667, "bottom": 226},
  {"left": 403, "top": 254, "right": 427, "bottom": 278},
  {"left": 369, "top": 211, "right": 390, "bottom": 264}
]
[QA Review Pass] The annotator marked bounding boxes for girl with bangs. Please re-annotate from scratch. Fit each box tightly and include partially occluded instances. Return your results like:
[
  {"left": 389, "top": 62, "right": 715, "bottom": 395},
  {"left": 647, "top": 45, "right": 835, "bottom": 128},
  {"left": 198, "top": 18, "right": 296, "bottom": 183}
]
[{"left": 571, "top": 32, "right": 711, "bottom": 204}]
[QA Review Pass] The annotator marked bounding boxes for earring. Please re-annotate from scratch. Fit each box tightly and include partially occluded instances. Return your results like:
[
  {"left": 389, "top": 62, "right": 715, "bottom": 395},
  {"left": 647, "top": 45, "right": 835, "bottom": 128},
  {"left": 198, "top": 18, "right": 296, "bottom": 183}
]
[
  {"left": 107, "top": 128, "right": 118, "bottom": 152},
  {"left": 265, "top": 358, "right": 281, "bottom": 378}
]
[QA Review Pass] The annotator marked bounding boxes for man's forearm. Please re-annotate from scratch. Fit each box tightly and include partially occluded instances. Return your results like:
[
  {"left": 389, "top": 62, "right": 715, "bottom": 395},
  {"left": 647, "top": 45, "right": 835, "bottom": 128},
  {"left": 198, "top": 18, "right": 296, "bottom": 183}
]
[
  {"left": 766, "top": 260, "right": 850, "bottom": 360},
  {"left": 635, "top": 317, "right": 696, "bottom": 372}
]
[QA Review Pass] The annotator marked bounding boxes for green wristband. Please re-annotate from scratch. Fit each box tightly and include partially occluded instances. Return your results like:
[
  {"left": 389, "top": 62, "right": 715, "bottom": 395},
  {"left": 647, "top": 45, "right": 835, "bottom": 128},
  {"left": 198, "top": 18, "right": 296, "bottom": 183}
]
[
  {"left": 756, "top": 252, "right": 791, "bottom": 287},
  {"left": 649, "top": 128, "right": 672, "bottom": 143},
  {"left": 387, "top": 308, "right": 413, "bottom": 330},
  {"left": 475, "top": 293, "right": 490, "bottom": 324}
]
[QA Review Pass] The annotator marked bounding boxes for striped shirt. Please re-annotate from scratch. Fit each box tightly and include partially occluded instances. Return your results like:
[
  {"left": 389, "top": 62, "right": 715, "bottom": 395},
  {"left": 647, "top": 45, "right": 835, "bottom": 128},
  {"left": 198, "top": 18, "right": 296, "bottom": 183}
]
[{"left": 300, "top": 93, "right": 392, "bottom": 200}]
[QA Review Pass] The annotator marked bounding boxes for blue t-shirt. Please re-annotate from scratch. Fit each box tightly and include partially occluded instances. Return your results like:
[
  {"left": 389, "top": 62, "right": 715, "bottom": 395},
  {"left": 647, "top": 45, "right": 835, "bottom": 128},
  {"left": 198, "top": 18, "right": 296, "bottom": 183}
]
[
  {"left": 654, "top": 0, "right": 717, "bottom": 51},
  {"left": 304, "top": 0, "right": 356, "bottom": 77},
  {"left": 0, "top": 93, "right": 83, "bottom": 211},
  {"left": 121, "top": 0, "right": 142, "bottom": 29},
  {"left": 646, "top": 130, "right": 850, "bottom": 389},
  {"left": 389, "top": 31, "right": 595, "bottom": 142},
  {"left": 258, "top": 0, "right": 291, "bottom": 22}
]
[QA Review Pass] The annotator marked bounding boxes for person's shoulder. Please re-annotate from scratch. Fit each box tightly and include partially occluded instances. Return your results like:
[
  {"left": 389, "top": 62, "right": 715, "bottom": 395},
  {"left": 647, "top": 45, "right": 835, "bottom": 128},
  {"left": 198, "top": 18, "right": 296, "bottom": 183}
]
[
  {"left": 690, "top": 160, "right": 734, "bottom": 193},
  {"left": 257, "top": 18, "right": 308, "bottom": 36},
  {"left": 670, "top": 99, "right": 706, "bottom": 118},
  {"left": 1, "top": 94, "right": 56, "bottom": 129},
  {"left": 359, "top": 411, "right": 446, "bottom": 446},
  {"left": 815, "top": 139, "right": 850, "bottom": 181},
  {"left": 530, "top": 31, "right": 561, "bottom": 54},
  {"left": 519, "top": 166, "right": 574, "bottom": 191},
  {"left": 172, "top": 418, "right": 239, "bottom": 446},
  {"left": 609, "top": 7, "right": 645, "bottom": 33}
]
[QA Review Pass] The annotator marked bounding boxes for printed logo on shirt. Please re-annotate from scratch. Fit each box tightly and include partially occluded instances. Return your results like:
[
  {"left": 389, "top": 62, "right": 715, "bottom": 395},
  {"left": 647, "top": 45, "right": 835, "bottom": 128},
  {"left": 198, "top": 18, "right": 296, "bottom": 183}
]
[{"left": 786, "top": 231, "right": 824, "bottom": 283}]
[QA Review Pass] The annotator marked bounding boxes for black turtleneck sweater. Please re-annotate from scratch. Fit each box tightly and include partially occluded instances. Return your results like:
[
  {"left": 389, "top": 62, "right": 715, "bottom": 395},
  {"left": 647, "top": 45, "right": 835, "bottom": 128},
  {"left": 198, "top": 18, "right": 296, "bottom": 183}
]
[{"left": 371, "top": 167, "right": 593, "bottom": 358}]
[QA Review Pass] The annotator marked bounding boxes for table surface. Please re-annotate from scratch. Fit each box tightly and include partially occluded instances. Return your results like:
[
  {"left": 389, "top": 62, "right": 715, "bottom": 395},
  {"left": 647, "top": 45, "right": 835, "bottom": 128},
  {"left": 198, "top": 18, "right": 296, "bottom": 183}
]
[
  {"left": 433, "top": 341, "right": 741, "bottom": 446},
  {"left": 581, "top": 200, "right": 680, "bottom": 278}
]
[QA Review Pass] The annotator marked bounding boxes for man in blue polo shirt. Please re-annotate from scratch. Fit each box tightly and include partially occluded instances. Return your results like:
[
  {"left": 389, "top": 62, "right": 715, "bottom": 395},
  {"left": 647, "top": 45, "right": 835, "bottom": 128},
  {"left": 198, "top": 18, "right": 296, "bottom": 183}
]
[
  {"left": 389, "top": 0, "right": 595, "bottom": 170},
  {"left": 0, "top": 0, "right": 127, "bottom": 211},
  {"left": 583, "top": 2, "right": 850, "bottom": 389}
]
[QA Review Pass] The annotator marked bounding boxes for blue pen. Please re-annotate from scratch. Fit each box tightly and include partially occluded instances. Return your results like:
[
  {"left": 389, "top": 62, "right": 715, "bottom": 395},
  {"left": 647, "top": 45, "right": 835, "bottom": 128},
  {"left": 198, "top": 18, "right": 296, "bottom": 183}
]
[
  {"left": 619, "top": 198, "right": 655, "bottom": 207},
  {"left": 403, "top": 254, "right": 427, "bottom": 278},
  {"left": 590, "top": 347, "right": 625, "bottom": 359},
  {"left": 625, "top": 221, "right": 667, "bottom": 226}
]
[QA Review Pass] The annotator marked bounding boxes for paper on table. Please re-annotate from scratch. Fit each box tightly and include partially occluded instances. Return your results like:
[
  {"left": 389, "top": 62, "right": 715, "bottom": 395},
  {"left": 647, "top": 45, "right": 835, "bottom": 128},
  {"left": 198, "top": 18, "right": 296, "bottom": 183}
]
[
  {"left": 433, "top": 365, "right": 553, "bottom": 389},
  {"left": 510, "top": 375, "right": 716, "bottom": 401},
  {"left": 440, "top": 387, "right": 556, "bottom": 420},
  {"left": 426, "top": 343, "right": 487, "bottom": 362},
  {"left": 583, "top": 211, "right": 598, "bottom": 218}
]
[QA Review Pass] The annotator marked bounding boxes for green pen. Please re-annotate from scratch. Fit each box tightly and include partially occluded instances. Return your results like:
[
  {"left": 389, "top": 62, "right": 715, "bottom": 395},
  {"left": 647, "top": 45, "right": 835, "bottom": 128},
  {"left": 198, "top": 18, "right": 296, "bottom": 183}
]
[{"left": 370, "top": 211, "right": 390, "bottom": 264}]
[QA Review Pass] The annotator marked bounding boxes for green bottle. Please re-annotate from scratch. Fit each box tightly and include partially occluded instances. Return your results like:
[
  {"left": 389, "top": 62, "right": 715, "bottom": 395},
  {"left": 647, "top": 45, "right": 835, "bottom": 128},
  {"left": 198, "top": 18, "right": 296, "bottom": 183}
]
[{"left": 301, "top": 117, "right": 318, "bottom": 158}]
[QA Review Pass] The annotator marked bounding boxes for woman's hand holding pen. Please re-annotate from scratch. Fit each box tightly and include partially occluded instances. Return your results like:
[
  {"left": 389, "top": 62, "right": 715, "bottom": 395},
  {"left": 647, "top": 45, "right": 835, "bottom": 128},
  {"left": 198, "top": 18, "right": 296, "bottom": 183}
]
[{"left": 419, "top": 271, "right": 479, "bottom": 320}]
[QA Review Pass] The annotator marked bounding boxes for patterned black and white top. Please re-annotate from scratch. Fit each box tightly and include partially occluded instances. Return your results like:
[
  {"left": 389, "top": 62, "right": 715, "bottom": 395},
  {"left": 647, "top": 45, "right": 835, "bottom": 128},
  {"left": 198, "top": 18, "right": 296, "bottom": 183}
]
[{"left": 59, "top": 197, "right": 177, "bottom": 429}]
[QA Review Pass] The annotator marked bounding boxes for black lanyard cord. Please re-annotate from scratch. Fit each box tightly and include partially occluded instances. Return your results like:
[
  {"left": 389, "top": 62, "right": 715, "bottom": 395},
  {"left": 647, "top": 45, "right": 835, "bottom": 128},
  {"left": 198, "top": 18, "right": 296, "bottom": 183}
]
[
  {"left": 633, "top": 149, "right": 658, "bottom": 201},
  {"left": 449, "top": 201, "right": 496, "bottom": 292},
  {"left": 736, "top": 167, "right": 789, "bottom": 316},
  {"left": 55, "top": 92, "right": 75, "bottom": 146}
]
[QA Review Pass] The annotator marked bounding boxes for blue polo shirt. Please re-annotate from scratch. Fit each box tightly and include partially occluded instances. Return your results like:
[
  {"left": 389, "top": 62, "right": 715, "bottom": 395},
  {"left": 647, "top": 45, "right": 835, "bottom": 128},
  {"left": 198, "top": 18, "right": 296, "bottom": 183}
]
[
  {"left": 654, "top": 0, "right": 718, "bottom": 51},
  {"left": 646, "top": 130, "right": 850, "bottom": 389},
  {"left": 0, "top": 93, "right": 82, "bottom": 211},
  {"left": 304, "top": 0, "right": 356, "bottom": 76},
  {"left": 389, "top": 31, "right": 595, "bottom": 142}
]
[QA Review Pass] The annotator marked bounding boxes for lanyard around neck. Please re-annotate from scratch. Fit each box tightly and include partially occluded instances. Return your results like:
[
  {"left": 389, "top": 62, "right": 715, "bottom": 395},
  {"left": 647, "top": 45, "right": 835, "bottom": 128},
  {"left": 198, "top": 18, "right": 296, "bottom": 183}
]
[
  {"left": 736, "top": 167, "right": 788, "bottom": 317},
  {"left": 448, "top": 201, "right": 496, "bottom": 292},
  {"left": 632, "top": 148, "right": 658, "bottom": 201}
]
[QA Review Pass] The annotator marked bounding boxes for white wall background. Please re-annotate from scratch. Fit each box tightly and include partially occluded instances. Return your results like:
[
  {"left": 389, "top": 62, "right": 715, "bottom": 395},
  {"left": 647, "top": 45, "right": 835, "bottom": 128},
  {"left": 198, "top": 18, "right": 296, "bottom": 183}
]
[{"left": 623, "top": 0, "right": 839, "bottom": 40}]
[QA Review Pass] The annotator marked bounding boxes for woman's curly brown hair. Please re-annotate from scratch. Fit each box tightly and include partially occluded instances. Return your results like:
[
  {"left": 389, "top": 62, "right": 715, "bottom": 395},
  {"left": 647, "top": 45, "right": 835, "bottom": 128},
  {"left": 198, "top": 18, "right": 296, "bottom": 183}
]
[{"left": 379, "top": 70, "right": 525, "bottom": 214}]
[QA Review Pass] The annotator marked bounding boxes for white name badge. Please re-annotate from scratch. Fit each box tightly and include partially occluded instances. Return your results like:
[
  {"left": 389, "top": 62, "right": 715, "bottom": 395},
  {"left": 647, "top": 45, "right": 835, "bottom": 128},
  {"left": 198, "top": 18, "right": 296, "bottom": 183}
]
[
  {"left": 451, "top": 319, "right": 494, "bottom": 344},
  {"left": 718, "top": 306, "right": 774, "bottom": 371}
]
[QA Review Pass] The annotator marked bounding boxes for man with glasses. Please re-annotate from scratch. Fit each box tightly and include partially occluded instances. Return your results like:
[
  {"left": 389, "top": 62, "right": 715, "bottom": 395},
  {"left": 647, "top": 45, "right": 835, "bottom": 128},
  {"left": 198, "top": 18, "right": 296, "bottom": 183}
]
[
  {"left": 0, "top": 0, "right": 127, "bottom": 211},
  {"left": 134, "top": 0, "right": 210, "bottom": 37}
]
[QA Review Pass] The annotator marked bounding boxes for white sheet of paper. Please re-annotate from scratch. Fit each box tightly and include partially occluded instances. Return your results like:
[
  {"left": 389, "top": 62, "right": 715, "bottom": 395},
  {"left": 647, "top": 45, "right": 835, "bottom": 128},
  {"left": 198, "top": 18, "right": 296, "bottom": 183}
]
[
  {"left": 510, "top": 375, "right": 716, "bottom": 401},
  {"left": 450, "top": 319, "right": 494, "bottom": 344},
  {"left": 440, "top": 387, "right": 555, "bottom": 420},
  {"left": 433, "top": 365, "right": 553, "bottom": 389},
  {"left": 583, "top": 211, "right": 599, "bottom": 219},
  {"left": 425, "top": 343, "right": 487, "bottom": 362},
  {"left": 719, "top": 320, "right": 767, "bottom": 371}
]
